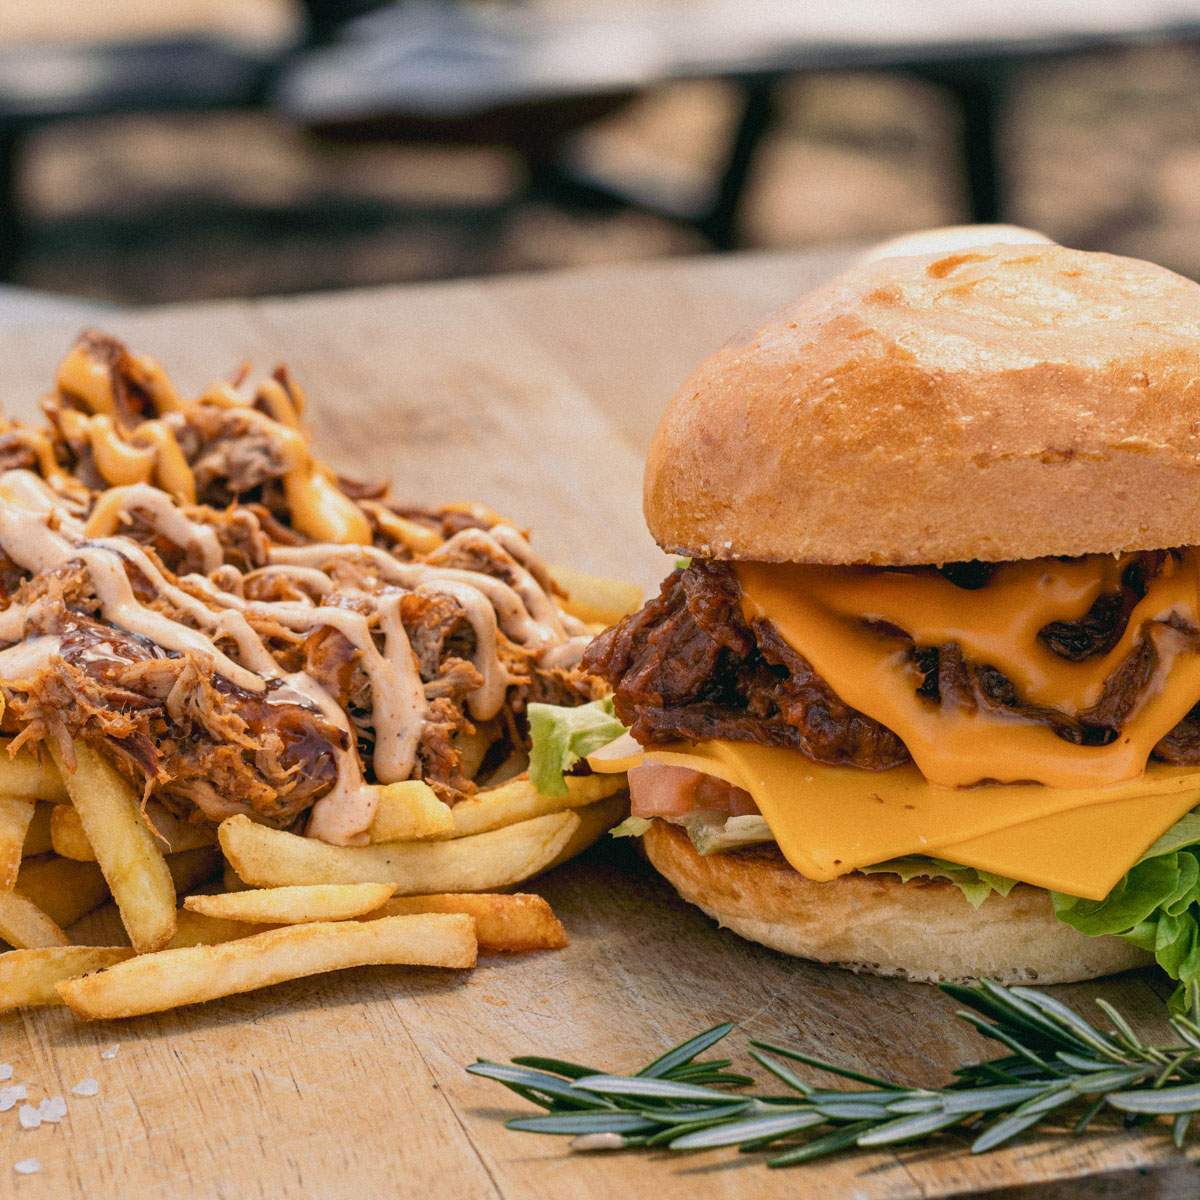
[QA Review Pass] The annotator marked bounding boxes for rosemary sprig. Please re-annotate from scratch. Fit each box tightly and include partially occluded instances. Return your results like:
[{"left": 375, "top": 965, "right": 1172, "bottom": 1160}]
[{"left": 467, "top": 980, "right": 1200, "bottom": 1167}]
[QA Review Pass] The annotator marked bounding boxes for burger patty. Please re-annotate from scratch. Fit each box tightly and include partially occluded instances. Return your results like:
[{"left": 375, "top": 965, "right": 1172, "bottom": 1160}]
[{"left": 583, "top": 557, "right": 1200, "bottom": 770}]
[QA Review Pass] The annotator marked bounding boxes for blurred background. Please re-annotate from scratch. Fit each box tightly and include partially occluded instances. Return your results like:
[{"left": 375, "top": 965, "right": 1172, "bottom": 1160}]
[{"left": 5, "top": 0, "right": 1200, "bottom": 303}]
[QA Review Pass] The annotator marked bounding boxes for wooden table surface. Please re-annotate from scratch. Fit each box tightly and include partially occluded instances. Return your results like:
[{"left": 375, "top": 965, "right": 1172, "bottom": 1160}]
[{"left": 0, "top": 247, "right": 1197, "bottom": 1199}]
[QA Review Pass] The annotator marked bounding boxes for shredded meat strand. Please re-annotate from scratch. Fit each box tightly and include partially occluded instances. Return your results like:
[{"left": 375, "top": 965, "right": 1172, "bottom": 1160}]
[{"left": 584, "top": 558, "right": 1200, "bottom": 770}]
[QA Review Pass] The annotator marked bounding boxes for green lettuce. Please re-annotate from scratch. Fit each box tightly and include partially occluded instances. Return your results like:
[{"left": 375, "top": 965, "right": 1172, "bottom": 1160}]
[
  {"left": 1052, "top": 810, "right": 1200, "bottom": 1012},
  {"left": 527, "top": 698, "right": 628, "bottom": 798},
  {"left": 858, "top": 857, "right": 1018, "bottom": 909},
  {"left": 611, "top": 816, "right": 653, "bottom": 839}
]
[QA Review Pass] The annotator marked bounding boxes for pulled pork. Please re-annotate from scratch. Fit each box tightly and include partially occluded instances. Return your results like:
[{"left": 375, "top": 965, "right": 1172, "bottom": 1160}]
[
  {"left": 0, "top": 331, "right": 604, "bottom": 830},
  {"left": 584, "top": 557, "right": 1200, "bottom": 770}
]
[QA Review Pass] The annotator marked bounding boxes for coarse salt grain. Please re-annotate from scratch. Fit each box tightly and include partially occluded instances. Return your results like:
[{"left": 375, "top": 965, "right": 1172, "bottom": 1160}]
[
  {"left": 100, "top": 1045, "right": 119, "bottom": 1061},
  {"left": 72, "top": 1079, "right": 98, "bottom": 1097},
  {"left": 18, "top": 1104, "right": 40, "bottom": 1130},
  {"left": 0, "top": 1085, "right": 27, "bottom": 1112},
  {"left": 13, "top": 1159, "right": 40, "bottom": 1176},
  {"left": 37, "top": 1097, "right": 66, "bottom": 1124},
  {"left": 0, "top": 1064, "right": 11, "bottom": 1080}
]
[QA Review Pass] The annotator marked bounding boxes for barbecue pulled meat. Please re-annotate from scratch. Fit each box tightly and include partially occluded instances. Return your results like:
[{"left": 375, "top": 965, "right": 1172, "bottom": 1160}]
[
  {"left": 0, "top": 331, "right": 605, "bottom": 832},
  {"left": 583, "top": 557, "right": 1200, "bottom": 770}
]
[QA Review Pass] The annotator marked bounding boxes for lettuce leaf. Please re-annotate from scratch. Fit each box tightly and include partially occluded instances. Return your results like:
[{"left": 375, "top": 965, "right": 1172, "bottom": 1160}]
[
  {"left": 1052, "top": 806, "right": 1200, "bottom": 1012},
  {"left": 612, "top": 811, "right": 773, "bottom": 854},
  {"left": 527, "top": 698, "right": 628, "bottom": 798},
  {"left": 679, "top": 811, "right": 773, "bottom": 855},
  {"left": 611, "top": 816, "right": 653, "bottom": 839},
  {"left": 858, "top": 857, "right": 1018, "bottom": 909}
]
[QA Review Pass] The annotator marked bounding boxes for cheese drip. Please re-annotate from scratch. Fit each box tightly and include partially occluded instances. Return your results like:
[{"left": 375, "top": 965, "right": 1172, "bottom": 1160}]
[
  {"left": 736, "top": 553, "right": 1200, "bottom": 790},
  {"left": 54, "top": 343, "right": 369, "bottom": 544}
]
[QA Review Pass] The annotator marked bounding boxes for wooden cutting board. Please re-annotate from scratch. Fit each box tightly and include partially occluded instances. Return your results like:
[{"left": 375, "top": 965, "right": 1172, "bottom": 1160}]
[{"left": 0, "top": 246, "right": 1197, "bottom": 1199}]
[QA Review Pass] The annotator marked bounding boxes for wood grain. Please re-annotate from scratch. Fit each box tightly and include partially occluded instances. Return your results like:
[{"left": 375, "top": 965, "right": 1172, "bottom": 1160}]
[{"left": 0, "top": 247, "right": 1194, "bottom": 1197}]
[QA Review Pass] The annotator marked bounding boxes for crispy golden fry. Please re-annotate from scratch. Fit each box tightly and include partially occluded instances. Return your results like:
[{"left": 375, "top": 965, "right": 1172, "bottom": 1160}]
[
  {"left": 57, "top": 913, "right": 477, "bottom": 1019},
  {"left": 51, "top": 803, "right": 94, "bottom": 861},
  {"left": 548, "top": 564, "right": 643, "bottom": 627},
  {"left": 367, "top": 782, "right": 454, "bottom": 843},
  {"left": 16, "top": 855, "right": 109, "bottom": 928},
  {"left": 220, "top": 809, "right": 581, "bottom": 893},
  {"left": 167, "top": 909, "right": 272, "bottom": 949},
  {"left": 144, "top": 802, "right": 217, "bottom": 854},
  {"left": 370, "top": 893, "right": 566, "bottom": 952},
  {"left": 50, "top": 741, "right": 176, "bottom": 953},
  {"left": 451, "top": 725, "right": 493, "bottom": 782},
  {"left": 222, "top": 865, "right": 251, "bottom": 893},
  {"left": 167, "top": 847, "right": 223, "bottom": 895},
  {"left": 22, "top": 802, "right": 54, "bottom": 857},
  {"left": 448, "top": 774, "right": 627, "bottom": 839},
  {"left": 0, "top": 890, "right": 70, "bottom": 948},
  {"left": 0, "top": 946, "right": 134, "bottom": 1010},
  {"left": 543, "top": 794, "right": 629, "bottom": 872},
  {"left": 185, "top": 883, "right": 396, "bottom": 925},
  {"left": 0, "top": 795, "right": 35, "bottom": 889},
  {"left": 482, "top": 745, "right": 530, "bottom": 787},
  {"left": 0, "top": 743, "right": 69, "bottom": 803}
]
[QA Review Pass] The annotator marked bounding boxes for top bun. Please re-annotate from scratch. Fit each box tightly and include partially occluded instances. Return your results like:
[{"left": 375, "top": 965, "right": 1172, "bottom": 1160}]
[{"left": 645, "top": 243, "right": 1200, "bottom": 565}]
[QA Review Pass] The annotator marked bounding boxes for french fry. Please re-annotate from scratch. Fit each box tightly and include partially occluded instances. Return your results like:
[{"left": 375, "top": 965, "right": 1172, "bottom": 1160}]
[
  {"left": 0, "top": 946, "right": 134, "bottom": 1010},
  {"left": 0, "top": 743, "right": 69, "bottom": 803},
  {"left": 22, "top": 802, "right": 54, "bottom": 857},
  {"left": 220, "top": 809, "right": 580, "bottom": 893},
  {"left": 367, "top": 782, "right": 454, "bottom": 843},
  {"left": 167, "top": 847, "right": 223, "bottom": 896},
  {"left": 370, "top": 893, "right": 566, "bottom": 952},
  {"left": 449, "top": 774, "right": 627, "bottom": 839},
  {"left": 0, "top": 795, "right": 34, "bottom": 888},
  {"left": 548, "top": 564, "right": 643, "bottom": 627},
  {"left": 64, "top": 801, "right": 216, "bottom": 859},
  {"left": 452, "top": 725, "right": 493, "bottom": 781},
  {"left": 167, "top": 909, "right": 273, "bottom": 949},
  {"left": 185, "top": 883, "right": 395, "bottom": 925},
  {"left": 50, "top": 741, "right": 176, "bottom": 953},
  {"left": 144, "top": 802, "right": 217, "bottom": 854},
  {"left": 0, "top": 890, "right": 70, "bottom": 949},
  {"left": 51, "top": 803, "right": 95, "bottom": 861},
  {"left": 16, "top": 855, "right": 109, "bottom": 928},
  {"left": 223, "top": 864, "right": 251, "bottom": 893},
  {"left": 482, "top": 745, "right": 529, "bottom": 787},
  {"left": 543, "top": 794, "right": 630, "bottom": 871},
  {"left": 57, "top": 913, "right": 477, "bottom": 1019}
]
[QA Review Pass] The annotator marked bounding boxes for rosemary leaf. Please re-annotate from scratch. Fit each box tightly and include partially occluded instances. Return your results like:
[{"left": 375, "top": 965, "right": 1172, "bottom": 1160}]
[
  {"left": 637, "top": 1023, "right": 734, "bottom": 1078},
  {"left": 468, "top": 980, "right": 1200, "bottom": 1174}
]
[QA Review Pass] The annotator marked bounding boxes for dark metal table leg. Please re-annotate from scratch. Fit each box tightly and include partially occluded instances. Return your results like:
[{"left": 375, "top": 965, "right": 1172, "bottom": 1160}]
[
  {"left": 0, "top": 129, "right": 23, "bottom": 281},
  {"left": 698, "top": 75, "right": 779, "bottom": 250},
  {"left": 911, "top": 61, "right": 1009, "bottom": 226},
  {"left": 954, "top": 72, "right": 1006, "bottom": 224}
]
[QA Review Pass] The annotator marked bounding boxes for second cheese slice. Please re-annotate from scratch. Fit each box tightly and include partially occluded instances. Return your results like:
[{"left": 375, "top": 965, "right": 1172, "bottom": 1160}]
[{"left": 607, "top": 740, "right": 1200, "bottom": 900}]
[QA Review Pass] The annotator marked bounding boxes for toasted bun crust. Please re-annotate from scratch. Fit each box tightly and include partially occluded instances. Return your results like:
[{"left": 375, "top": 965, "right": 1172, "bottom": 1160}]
[
  {"left": 645, "top": 243, "right": 1200, "bottom": 565},
  {"left": 643, "top": 821, "right": 1150, "bottom": 984}
]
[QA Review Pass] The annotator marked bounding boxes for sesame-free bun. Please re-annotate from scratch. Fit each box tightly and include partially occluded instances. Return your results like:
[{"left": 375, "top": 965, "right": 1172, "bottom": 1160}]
[
  {"left": 644, "top": 821, "right": 1150, "bottom": 984},
  {"left": 644, "top": 243, "right": 1200, "bottom": 565}
]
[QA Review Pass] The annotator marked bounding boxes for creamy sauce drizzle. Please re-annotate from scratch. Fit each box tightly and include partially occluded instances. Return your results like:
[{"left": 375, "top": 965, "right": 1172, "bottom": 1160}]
[
  {"left": 85, "top": 484, "right": 223, "bottom": 573},
  {"left": 0, "top": 445, "right": 581, "bottom": 842}
]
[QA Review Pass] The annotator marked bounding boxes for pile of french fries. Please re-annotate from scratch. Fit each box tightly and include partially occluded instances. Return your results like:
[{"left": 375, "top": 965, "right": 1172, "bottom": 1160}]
[{"left": 0, "top": 737, "right": 627, "bottom": 1021}]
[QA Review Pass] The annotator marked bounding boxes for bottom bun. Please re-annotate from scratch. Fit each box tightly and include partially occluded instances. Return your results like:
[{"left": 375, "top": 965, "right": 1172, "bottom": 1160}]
[{"left": 643, "top": 820, "right": 1150, "bottom": 984}]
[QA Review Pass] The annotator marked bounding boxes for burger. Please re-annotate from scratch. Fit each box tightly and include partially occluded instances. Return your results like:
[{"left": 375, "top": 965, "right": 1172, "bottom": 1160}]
[{"left": 535, "top": 237, "right": 1200, "bottom": 995}]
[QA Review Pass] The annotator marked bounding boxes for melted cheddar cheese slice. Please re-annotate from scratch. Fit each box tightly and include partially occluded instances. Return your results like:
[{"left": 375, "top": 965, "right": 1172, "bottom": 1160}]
[
  {"left": 591, "top": 555, "right": 1200, "bottom": 900},
  {"left": 736, "top": 555, "right": 1200, "bottom": 790},
  {"left": 592, "top": 740, "right": 1200, "bottom": 901}
]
